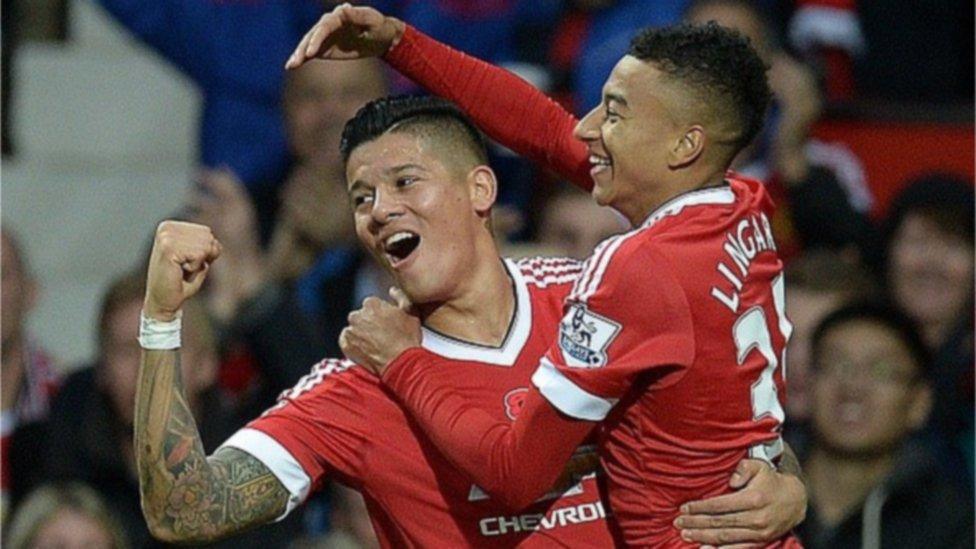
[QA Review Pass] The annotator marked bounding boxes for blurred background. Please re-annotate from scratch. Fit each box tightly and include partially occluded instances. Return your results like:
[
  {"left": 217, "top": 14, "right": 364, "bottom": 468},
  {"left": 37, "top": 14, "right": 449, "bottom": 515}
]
[{"left": 1, "top": 0, "right": 973, "bottom": 547}]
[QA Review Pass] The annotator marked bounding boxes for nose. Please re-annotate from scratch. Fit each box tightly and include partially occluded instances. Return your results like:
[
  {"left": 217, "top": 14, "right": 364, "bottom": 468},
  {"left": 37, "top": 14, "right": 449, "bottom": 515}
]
[
  {"left": 370, "top": 187, "right": 405, "bottom": 226},
  {"left": 573, "top": 106, "right": 602, "bottom": 143}
]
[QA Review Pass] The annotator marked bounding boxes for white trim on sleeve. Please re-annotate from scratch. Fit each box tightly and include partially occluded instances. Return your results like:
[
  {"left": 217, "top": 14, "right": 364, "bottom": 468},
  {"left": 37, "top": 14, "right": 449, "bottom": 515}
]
[
  {"left": 531, "top": 358, "right": 617, "bottom": 421},
  {"left": 219, "top": 428, "right": 311, "bottom": 521}
]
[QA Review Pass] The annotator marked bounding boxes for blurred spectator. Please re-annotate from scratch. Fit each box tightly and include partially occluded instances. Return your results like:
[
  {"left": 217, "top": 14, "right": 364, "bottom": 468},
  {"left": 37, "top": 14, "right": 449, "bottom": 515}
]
[
  {"left": 4, "top": 482, "right": 128, "bottom": 549},
  {"left": 44, "top": 271, "right": 301, "bottom": 547},
  {"left": 96, "top": 0, "right": 323, "bottom": 194},
  {"left": 536, "top": 186, "right": 627, "bottom": 259},
  {"left": 881, "top": 174, "right": 975, "bottom": 481},
  {"left": 187, "top": 169, "right": 326, "bottom": 408},
  {"left": 686, "top": 0, "right": 879, "bottom": 266},
  {"left": 788, "top": 0, "right": 974, "bottom": 104},
  {"left": 786, "top": 0, "right": 863, "bottom": 102},
  {"left": 269, "top": 59, "right": 391, "bottom": 357},
  {"left": 799, "top": 302, "right": 973, "bottom": 549},
  {"left": 1, "top": 228, "right": 60, "bottom": 518},
  {"left": 782, "top": 249, "right": 878, "bottom": 456}
]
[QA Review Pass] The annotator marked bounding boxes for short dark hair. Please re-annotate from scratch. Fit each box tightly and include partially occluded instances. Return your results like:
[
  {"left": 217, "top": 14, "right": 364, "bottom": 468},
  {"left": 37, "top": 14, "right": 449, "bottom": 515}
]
[
  {"left": 340, "top": 95, "right": 488, "bottom": 166},
  {"left": 882, "top": 172, "right": 975, "bottom": 249},
  {"left": 628, "top": 22, "right": 770, "bottom": 150},
  {"left": 811, "top": 301, "right": 932, "bottom": 382}
]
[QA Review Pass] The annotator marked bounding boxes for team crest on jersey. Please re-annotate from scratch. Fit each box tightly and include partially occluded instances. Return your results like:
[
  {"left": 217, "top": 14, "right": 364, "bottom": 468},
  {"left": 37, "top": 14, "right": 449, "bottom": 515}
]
[
  {"left": 558, "top": 304, "right": 621, "bottom": 368},
  {"left": 503, "top": 388, "right": 529, "bottom": 420}
]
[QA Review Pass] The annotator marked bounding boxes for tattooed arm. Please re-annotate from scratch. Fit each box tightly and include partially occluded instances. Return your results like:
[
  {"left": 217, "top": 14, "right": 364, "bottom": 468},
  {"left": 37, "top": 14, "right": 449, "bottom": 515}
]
[
  {"left": 136, "top": 349, "right": 289, "bottom": 543},
  {"left": 136, "top": 221, "right": 290, "bottom": 543}
]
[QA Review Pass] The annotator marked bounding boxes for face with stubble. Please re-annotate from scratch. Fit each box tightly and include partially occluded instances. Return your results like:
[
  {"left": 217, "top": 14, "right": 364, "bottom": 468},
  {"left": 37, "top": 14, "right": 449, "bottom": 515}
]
[{"left": 345, "top": 130, "right": 497, "bottom": 306}]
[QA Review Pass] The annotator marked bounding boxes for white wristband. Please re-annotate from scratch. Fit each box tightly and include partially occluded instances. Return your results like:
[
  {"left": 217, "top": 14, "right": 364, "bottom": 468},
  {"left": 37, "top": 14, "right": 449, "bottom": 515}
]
[{"left": 139, "top": 311, "right": 182, "bottom": 350}]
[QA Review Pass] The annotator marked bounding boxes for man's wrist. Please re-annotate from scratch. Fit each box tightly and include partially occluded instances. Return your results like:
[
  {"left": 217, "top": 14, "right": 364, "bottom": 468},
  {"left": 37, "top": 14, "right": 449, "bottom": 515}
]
[
  {"left": 139, "top": 311, "right": 182, "bottom": 350},
  {"left": 142, "top": 303, "right": 180, "bottom": 323}
]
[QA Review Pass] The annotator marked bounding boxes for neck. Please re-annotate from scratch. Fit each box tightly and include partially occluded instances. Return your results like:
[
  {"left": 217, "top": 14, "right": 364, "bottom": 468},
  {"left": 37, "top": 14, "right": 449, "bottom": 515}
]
[
  {"left": 625, "top": 165, "right": 728, "bottom": 227},
  {"left": 806, "top": 446, "right": 895, "bottom": 527},
  {"left": 420, "top": 243, "right": 515, "bottom": 348}
]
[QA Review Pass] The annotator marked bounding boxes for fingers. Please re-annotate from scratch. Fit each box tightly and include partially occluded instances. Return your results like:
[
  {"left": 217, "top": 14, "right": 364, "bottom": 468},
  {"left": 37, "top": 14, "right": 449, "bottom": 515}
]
[
  {"left": 675, "top": 511, "right": 764, "bottom": 530},
  {"left": 389, "top": 286, "right": 414, "bottom": 311},
  {"left": 679, "top": 526, "right": 769, "bottom": 546},
  {"left": 729, "top": 459, "right": 768, "bottom": 489},
  {"left": 288, "top": 5, "right": 346, "bottom": 68},
  {"left": 681, "top": 490, "right": 764, "bottom": 516}
]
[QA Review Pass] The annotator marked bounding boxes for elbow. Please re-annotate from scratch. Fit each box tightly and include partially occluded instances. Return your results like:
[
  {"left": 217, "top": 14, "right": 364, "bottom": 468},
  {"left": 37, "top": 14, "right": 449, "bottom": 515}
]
[
  {"left": 144, "top": 516, "right": 180, "bottom": 545},
  {"left": 141, "top": 502, "right": 190, "bottom": 545}
]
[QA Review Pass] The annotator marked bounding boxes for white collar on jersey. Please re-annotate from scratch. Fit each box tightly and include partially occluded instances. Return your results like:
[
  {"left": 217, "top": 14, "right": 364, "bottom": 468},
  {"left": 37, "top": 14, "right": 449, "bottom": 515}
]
[
  {"left": 640, "top": 184, "right": 736, "bottom": 229},
  {"left": 420, "top": 258, "right": 531, "bottom": 367}
]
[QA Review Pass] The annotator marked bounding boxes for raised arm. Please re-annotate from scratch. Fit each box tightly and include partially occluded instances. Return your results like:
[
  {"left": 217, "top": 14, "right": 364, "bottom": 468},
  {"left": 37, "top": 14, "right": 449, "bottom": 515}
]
[
  {"left": 287, "top": 4, "right": 593, "bottom": 190},
  {"left": 136, "top": 221, "right": 289, "bottom": 543}
]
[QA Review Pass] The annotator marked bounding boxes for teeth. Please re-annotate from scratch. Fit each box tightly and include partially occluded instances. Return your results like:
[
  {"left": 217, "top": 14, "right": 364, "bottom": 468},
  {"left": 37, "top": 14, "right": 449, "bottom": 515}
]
[
  {"left": 589, "top": 155, "right": 611, "bottom": 166},
  {"left": 384, "top": 232, "right": 414, "bottom": 247}
]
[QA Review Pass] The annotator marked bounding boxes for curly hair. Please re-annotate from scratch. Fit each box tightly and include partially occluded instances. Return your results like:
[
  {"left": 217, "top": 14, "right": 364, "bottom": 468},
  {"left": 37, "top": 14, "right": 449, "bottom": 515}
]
[
  {"left": 628, "top": 22, "right": 770, "bottom": 150},
  {"left": 340, "top": 95, "right": 488, "bottom": 166}
]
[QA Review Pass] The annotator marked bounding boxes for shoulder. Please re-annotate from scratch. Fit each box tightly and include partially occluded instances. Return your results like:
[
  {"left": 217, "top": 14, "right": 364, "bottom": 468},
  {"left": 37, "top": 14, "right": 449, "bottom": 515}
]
[
  {"left": 569, "top": 229, "right": 679, "bottom": 302},
  {"left": 513, "top": 256, "right": 584, "bottom": 289},
  {"left": 274, "top": 358, "right": 374, "bottom": 406}
]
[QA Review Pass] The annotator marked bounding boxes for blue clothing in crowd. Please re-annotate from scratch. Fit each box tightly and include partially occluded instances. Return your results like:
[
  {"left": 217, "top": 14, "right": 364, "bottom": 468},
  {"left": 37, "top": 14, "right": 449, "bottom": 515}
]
[
  {"left": 573, "top": 0, "right": 687, "bottom": 114},
  {"left": 98, "top": 0, "right": 322, "bottom": 191}
]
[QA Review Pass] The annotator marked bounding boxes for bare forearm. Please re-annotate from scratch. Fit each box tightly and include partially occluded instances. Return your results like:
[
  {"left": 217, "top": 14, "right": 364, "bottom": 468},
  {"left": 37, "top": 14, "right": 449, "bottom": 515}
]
[{"left": 136, "top": 349, "right": 288, "bottom": 543}]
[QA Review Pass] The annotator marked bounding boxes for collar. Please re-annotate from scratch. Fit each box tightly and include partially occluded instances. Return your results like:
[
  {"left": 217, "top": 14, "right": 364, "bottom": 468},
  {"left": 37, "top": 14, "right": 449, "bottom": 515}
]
[{"left": 420, "top": 258, "right": 531, "bottom": 367}]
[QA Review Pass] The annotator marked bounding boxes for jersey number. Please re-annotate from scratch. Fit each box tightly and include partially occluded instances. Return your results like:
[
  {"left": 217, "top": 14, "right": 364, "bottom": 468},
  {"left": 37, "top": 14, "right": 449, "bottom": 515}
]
[{"left": 731, "top": 274, "right": 792, "bottom": 461}]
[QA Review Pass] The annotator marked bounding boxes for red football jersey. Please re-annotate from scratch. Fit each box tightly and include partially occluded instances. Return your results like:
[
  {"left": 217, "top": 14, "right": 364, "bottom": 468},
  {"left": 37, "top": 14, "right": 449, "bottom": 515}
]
[
  {"left": 381, "top": 26, "right": 799, "bottom": 547},
  {"left": 220, "top": 258, "right": 619, "bottom": 548},
  {"left": 533, "top": 176, "right": 794, "bottom": 545},
  {"left": 384, "top": 178, "right": 797, "bottom": 548}
]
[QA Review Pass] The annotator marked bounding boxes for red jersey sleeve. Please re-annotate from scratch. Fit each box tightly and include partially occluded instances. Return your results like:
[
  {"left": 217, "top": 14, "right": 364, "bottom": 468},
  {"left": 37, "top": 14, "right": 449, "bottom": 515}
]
[
  {"left": 534, "top": 237, "right": 696, "bottom": 421},
  {"left": 384, "top": 25, "right": 593, "bottom": 191},
  {"left": 383, "top": 349, "right": 594, "bottom": 511},
  {"left": 219, "top": 359, "right": 370, "bottom": 519}
]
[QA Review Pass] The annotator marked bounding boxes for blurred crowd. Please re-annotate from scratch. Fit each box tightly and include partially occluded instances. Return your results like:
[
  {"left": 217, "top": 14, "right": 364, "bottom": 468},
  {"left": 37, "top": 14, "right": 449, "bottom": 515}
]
[{"left": 2, "top": 0, "right": 973, "bottom": 548}]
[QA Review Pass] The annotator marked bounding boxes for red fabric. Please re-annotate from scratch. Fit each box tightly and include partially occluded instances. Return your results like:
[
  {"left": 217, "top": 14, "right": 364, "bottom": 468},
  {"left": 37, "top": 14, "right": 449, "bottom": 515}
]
[
  {"left": 381, "top": 25, "right": 799, "bottom": 546},
  {"left": 385, "top": 178, "right": 800, "bottom": 547},
  {"left": 385, "top": 25, "right": 592, "bottom": 190},
  {"left": 247, "top": 266, "right": 617, "bottom": 547},
  {"left": 384, "top": 348, "right": 593, "bottom": 511}
]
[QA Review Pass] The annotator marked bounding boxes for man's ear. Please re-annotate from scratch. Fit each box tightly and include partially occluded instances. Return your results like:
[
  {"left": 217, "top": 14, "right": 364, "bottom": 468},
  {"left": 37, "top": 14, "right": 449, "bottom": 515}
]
[
  {"left": 668, "top": 126, "right": 705, "bottom": 169},
  {"left": 468, "top": 165, "right": 498, "bottom": 215}
]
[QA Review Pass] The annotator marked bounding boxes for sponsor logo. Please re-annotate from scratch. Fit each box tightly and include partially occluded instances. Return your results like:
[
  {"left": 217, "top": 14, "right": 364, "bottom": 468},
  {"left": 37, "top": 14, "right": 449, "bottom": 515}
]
[
  {"left": 479, "top": 501, "right": 608, "bottom": 536},
  {"left": 503, "top": 387, "right": 529, "bottom": 420},
  {"left": 558, "top": 304, "right": 621, "bottom": 368}
]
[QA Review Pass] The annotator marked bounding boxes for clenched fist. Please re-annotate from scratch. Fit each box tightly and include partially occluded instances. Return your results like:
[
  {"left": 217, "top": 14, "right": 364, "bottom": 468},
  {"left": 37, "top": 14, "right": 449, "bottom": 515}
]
[
  {"left": 340, "top": 289, "right": 421, "bottom": 376},
  {"left": 143, "top": 221, "right": 222, "bottom": 322}
]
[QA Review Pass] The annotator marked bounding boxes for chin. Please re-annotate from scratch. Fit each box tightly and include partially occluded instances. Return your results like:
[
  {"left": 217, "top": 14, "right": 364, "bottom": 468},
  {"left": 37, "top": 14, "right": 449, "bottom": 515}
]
[{"left": 591, "top": 184, "right": 613, "bottom": 207}]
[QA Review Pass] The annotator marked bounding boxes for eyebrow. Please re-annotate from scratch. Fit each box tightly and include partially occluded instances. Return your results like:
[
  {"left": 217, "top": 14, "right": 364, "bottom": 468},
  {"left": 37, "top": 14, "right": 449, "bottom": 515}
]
[
  {"left": 604, "top": 93, "right": 628, "bottom": 108},
  {"left": 348, "top": 163, "right": 429, "bottom": 193}
]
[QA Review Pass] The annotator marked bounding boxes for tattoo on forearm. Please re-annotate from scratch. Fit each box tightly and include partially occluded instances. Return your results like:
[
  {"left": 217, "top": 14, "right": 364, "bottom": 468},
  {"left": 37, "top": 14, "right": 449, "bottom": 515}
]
[{"left": 135, "top": 350, "right": 289, "bottom": 543}]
